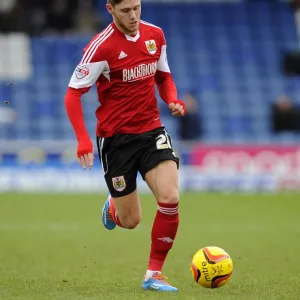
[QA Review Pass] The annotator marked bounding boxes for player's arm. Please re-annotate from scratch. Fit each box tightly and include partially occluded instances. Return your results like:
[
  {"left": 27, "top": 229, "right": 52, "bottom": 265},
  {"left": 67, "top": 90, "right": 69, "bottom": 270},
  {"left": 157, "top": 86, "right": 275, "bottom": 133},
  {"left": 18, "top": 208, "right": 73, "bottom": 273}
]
[
  {"left": 64, "top": 54, "right": 107, "bottom": 169},
  {"left": 155, "top": 34, "right": 186, "bottom": 117}
]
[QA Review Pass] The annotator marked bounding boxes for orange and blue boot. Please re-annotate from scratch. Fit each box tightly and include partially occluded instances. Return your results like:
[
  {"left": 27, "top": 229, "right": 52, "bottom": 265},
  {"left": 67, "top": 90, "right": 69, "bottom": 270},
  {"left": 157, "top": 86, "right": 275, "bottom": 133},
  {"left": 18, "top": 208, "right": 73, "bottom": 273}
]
[
  {"left": 142, "top": 272, "right": 178, "bottom": 292},
  {"left": 101, "top": 194, "right": 116, "bottom": 230}
]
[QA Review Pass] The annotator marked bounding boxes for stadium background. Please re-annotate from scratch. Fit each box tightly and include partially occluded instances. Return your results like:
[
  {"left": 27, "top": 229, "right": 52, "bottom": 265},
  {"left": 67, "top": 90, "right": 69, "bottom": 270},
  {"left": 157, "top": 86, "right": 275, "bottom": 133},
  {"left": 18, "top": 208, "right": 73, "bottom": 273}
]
[{"left": 0, "top": 0, "right": 300, "bottom": 193}]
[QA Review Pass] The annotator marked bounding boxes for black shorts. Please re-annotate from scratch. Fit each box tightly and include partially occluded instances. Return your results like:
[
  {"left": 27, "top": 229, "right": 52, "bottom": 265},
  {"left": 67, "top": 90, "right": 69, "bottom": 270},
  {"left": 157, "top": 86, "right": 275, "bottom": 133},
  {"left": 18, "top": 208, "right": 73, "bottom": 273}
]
[{"left": 96, "top": 126, "right": 179, "bottom": 197}]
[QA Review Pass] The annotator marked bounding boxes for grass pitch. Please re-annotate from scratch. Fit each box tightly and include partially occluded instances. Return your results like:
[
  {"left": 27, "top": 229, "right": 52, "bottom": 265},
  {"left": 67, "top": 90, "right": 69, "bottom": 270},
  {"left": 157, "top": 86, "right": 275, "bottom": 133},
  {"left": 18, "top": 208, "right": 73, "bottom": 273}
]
[{"left": 0, "top": 192, "right": 299, "bottom": 300}]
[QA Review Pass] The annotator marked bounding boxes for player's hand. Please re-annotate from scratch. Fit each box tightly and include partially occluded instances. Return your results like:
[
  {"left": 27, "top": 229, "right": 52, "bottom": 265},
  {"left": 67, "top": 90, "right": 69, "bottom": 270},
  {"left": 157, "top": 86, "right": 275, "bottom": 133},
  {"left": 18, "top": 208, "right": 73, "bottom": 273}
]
[
  {"left": 169, "top": 100, "right": 186, "bottom": 117},
  {"left": 77, "top": 137, "right": 94, "bottom": 169}
]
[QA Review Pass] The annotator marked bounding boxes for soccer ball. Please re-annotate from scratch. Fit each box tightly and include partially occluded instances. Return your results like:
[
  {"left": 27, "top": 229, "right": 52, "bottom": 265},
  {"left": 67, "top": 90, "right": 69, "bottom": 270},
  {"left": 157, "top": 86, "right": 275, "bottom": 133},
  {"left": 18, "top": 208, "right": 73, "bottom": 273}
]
[{"left": 190, "top": 246, "right": 233, "bottom": 288}]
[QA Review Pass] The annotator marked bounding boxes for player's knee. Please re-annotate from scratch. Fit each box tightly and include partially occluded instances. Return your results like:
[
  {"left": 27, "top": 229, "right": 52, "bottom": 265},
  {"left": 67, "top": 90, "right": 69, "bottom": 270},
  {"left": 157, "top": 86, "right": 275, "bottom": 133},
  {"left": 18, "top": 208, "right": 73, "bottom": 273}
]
[
  {"left": 157, "top": 190, "right": 179, "bottom": 204},
  {"left": 121, "top": 215, "right": 141, "bottom": 229}
]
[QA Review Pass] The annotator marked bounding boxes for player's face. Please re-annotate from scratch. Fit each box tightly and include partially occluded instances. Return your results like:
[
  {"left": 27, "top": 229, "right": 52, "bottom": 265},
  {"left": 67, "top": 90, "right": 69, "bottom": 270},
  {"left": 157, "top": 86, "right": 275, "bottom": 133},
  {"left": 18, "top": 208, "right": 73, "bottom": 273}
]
[{"left": 107, "top": 0, "right": 141, "bottom": 35}]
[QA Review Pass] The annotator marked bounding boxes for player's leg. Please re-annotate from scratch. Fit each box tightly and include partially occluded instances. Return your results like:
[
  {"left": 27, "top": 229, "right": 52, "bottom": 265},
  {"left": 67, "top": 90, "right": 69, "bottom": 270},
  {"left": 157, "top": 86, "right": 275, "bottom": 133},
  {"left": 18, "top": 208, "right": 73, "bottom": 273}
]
[
  {"left": 97, "top": 135, "right": 142, "bottom": 230},
  {"left": 104, "top": 190, "right": 142, "bottom": 229},
  {"left": 138, "top": 127, "right": 180, "bottom": 292},
  {"left": 143, "top": 161, "right": 179, "bottom": 291}
]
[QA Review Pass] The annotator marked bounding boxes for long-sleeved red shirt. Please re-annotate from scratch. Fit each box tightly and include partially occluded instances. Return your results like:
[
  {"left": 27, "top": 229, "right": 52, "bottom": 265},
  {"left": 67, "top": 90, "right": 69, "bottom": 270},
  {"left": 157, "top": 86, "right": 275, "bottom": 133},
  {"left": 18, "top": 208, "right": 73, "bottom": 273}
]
[{"left": 65, "top": 21, "right": 177, "bottom": 141}]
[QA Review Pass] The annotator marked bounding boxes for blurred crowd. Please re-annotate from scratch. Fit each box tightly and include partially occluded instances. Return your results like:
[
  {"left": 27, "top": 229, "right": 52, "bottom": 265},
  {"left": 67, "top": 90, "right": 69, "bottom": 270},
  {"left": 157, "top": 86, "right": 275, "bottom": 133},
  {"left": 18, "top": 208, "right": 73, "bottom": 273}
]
[
  {"left": 271, "top": 95, "right": 300, "bottom": 134},
  {"left": 0, "top": 0, "right": 104, "bottom": 35}
]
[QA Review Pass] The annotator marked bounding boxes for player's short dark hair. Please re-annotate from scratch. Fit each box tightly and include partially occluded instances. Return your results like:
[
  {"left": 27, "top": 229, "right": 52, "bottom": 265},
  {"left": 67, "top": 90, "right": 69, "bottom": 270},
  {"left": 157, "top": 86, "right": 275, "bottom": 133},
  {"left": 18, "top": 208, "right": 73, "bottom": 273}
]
[{"left": 107, "top": 0, "right": 124, "bottom": 6}]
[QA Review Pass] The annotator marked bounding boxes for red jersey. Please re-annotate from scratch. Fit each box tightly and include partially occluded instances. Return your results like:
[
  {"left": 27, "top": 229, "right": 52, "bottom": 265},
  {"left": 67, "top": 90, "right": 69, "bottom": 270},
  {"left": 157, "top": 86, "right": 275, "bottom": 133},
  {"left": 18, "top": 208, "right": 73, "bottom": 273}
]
[{"left": 68, "top": 21, "right": 177, "bottom": 138}]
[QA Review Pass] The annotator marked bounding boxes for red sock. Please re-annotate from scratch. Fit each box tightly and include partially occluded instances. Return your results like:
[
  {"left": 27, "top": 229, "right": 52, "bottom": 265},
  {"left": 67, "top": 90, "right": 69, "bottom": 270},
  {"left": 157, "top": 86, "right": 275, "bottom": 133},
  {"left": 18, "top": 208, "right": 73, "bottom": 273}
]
[
  {"left": 147, "top": 202, "right": 179, "bottom": 271},
  {"left": 109, "top": 197, "right": 123, "bottom": 227}
]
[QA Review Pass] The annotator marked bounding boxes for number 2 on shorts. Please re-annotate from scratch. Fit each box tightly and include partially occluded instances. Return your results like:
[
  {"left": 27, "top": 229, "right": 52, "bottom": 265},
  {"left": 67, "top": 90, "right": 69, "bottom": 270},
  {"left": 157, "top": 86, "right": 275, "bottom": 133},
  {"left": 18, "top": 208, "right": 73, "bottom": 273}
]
[{"left": 156, "top": 133, "right": 172, "bottom": 150}]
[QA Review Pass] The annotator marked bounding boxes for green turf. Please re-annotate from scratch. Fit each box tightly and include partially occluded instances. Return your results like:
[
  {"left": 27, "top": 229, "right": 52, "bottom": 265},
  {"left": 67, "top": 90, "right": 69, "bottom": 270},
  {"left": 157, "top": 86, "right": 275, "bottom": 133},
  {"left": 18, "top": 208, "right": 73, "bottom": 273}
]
[{"left": 0, "top": 192, "right": 299, "bottom": 300}]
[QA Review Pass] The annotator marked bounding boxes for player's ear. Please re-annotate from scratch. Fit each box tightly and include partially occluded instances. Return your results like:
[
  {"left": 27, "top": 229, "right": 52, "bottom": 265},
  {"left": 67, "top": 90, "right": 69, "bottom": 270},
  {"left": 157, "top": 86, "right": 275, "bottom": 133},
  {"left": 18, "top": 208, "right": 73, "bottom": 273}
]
[{"left": 106, "top": 3, "right": 113, "bottom": 15}]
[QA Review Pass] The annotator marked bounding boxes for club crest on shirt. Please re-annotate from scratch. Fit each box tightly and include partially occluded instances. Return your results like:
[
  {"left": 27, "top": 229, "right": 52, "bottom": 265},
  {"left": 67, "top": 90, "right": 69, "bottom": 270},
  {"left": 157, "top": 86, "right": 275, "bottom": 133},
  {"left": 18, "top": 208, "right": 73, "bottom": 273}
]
[
  {"left": 145, "top": 40, "right": 157, "bottom": 54},
  {"left": 75, "top": 65, "right": 89, "bottom": 79},
  {"left": 112, "top": 176, "right": 126, "bottom": 192}
]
